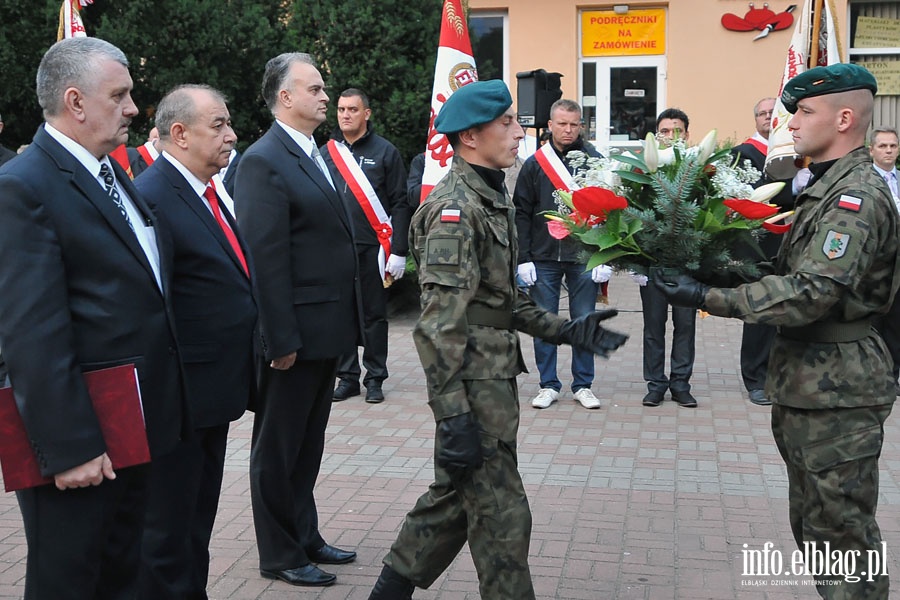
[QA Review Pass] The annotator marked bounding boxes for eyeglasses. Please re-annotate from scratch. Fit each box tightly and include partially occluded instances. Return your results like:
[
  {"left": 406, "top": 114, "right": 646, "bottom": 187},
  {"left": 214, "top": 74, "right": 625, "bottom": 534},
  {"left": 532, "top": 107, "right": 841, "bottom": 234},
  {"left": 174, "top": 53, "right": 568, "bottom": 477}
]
[{"left": 756, "top": 110, "right": 774, "bottom": 118}]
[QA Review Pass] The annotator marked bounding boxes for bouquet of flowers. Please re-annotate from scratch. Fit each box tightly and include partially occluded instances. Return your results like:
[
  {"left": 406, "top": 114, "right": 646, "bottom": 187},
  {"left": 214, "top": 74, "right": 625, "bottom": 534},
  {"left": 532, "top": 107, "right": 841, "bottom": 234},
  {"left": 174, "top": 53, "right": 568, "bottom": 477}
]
[{"left": 544, "top": 131, "right": 788, "bottom": 283}]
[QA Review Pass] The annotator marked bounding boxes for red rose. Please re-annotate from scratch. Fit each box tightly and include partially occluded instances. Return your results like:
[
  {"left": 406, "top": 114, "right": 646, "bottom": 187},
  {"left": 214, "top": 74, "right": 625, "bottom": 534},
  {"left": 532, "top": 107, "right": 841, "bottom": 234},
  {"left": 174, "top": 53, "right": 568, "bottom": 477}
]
[{"left": 571, "top": 187, "right": 628, "bottom": 219}]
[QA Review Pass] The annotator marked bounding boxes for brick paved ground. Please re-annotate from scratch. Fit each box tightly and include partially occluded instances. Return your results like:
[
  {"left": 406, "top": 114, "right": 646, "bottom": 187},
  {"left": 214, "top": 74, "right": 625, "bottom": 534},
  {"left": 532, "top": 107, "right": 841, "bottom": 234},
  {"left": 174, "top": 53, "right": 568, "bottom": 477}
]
[{"left": 2, "top": 272, "right": 900, "bottom": 599}]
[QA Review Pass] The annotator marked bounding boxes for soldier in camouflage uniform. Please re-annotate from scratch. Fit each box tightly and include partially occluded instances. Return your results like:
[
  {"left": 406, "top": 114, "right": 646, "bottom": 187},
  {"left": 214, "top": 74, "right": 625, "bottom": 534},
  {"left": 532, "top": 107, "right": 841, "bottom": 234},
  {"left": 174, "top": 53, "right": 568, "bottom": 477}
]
[
  {"left": 367, "top": 80, "right": 627, "bottom": 600},
  {"left": 655, "top": 64, "right": 898, "bottom": 599}
]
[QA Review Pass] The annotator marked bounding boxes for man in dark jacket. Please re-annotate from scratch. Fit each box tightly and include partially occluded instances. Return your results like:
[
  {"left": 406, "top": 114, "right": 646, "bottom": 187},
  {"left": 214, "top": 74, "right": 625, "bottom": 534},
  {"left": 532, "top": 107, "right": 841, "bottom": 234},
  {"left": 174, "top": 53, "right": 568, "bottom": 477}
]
[
  {"left": 322, "top": 88, "right": 410, "bottom": 403},
  {"left": 513, "top": 99, "right": 610, "bottom": 410}
]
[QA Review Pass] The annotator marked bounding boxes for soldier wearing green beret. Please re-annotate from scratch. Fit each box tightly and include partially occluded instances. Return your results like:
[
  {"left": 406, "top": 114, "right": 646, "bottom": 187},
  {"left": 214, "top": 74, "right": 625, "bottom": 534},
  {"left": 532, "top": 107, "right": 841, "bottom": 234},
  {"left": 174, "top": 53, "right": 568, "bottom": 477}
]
[
  {"left": 655, "top": 63, "right": 898, "bottom": 598},
  {"left": 367, "top": 80, "right": 628, "bottom": 600}
]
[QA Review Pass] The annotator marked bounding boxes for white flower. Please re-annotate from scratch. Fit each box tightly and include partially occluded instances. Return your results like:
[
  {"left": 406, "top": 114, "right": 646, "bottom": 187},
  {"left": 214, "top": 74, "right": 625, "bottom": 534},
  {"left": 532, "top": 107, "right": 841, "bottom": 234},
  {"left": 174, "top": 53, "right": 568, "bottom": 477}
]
[
  {"left": 697, "top": 129, "right": 717, "bottom": 163},
  {"left": 749, "top": 181, "right": 786, "bottom": 203},
  {"left": 643, "top": 132, "right": 659, "bottom": 172}
]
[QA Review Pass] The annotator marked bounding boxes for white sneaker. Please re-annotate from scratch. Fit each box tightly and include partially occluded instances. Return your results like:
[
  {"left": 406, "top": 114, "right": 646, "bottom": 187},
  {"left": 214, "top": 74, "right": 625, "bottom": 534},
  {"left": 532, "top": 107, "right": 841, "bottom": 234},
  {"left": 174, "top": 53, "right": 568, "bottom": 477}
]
[
  {"left": 574, "top": 388, "right": 601, "bottom": 409},
  {"left": 531, "top": 388, "right": 559, "bottom": 409}
]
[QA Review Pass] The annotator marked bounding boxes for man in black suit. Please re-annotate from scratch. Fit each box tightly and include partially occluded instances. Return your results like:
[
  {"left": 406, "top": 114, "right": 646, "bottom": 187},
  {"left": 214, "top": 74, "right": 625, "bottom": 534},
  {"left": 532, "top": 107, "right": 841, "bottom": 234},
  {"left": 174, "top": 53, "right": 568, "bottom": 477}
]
[
  {"left": 0, "top": 37, "right": 186, "bottom": 600},
  {"left": 731, "top": 97, "right": 781, "bottom": 407},
  {"left": 234, "top": 52, "right": 363, "bottom": 588},
  {"left": 134, "top": 84, "right": 257, "bottom": 599}
]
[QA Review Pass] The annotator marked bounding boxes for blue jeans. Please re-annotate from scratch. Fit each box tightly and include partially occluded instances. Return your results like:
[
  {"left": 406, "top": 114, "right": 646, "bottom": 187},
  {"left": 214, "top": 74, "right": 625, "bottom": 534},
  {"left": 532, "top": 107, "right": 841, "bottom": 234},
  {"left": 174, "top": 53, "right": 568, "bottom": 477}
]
[{"left": 529, "top": 261, "right": 599, "bottom": 392}]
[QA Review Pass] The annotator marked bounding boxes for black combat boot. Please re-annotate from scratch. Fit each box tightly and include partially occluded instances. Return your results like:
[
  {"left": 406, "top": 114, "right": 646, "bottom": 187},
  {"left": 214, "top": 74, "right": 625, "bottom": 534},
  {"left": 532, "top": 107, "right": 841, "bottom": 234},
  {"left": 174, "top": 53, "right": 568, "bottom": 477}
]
[{"left": 368, "top": 565, "right": 415, "bottom": 600}]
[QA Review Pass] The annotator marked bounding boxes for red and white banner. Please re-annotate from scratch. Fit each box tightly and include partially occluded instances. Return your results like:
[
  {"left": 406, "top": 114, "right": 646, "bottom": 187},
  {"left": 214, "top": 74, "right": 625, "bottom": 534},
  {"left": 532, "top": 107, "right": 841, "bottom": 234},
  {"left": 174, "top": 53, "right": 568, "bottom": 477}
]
[
  {"left": 326, "top": 140, "right": 393, "bottom": 279},
  {"left": 420, "top": 0, "right": 478, "bottom": 203},
  {"left": 535, "top": 144, "right": 579, "bottom": 193},
  {"left": 766, "top": 0, "right": 843, "bottom": 180},
  {"left": 58, "top": 0, "right": 92, "bottom": 40}
]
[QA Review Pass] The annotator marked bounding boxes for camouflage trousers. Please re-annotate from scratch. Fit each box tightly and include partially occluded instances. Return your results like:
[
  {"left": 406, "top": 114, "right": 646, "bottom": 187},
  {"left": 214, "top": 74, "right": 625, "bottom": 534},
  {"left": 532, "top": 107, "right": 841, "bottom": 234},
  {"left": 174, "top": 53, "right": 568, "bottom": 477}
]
[
  {"left": 384, "top": 378, "right": 535, "bottom": 600},
  {"left": 771, "top": 403, "right": 893, "bottom": 599}
]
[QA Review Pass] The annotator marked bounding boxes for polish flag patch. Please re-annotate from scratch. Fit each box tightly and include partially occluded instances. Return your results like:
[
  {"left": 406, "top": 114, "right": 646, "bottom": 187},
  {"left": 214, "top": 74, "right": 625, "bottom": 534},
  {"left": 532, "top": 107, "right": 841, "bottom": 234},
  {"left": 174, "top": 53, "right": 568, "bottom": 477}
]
[
  {"left": 440, "top": 209, "right": 461, "bottom": 223},
  {"left": 837, "top": 194, "right": 862, "bottom": 212}
]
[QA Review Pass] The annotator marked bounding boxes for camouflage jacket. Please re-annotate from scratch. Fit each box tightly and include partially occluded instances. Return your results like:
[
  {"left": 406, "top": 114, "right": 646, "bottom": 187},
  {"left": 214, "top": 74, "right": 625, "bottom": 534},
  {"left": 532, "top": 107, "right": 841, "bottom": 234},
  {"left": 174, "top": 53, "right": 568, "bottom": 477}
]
[
  {"left": 705, "top": 146, "right": 900, "bottom": 408},
  {"left": 410, "top": 158, "right": 567, "bottom": 422}
]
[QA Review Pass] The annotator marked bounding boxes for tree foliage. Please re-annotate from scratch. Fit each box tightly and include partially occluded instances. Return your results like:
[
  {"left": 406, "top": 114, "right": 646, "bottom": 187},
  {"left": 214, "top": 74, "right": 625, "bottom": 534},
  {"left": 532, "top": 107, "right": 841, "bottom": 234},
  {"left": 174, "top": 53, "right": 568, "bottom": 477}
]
[
  {"left": 289, "top": 0, "right": 441, "bottom": 163},
  {"left": 0, "top": 0, "right": 444, "bottom": 161}
]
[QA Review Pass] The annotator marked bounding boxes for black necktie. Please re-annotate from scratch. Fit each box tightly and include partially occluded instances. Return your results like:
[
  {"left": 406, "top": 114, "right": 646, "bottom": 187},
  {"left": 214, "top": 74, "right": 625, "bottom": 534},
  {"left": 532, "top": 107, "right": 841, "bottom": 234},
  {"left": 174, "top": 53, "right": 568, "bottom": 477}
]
[{"left": 99, "top": 163, "right": 134, "bottom": 232}]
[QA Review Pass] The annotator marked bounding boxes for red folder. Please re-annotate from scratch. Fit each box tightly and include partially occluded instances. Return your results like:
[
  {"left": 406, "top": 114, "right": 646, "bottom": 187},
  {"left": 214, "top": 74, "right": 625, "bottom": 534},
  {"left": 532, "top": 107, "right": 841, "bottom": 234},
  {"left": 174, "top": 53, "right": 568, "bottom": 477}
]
[{"left": 0, "top": 364, "right": 151, "bottom": 492}]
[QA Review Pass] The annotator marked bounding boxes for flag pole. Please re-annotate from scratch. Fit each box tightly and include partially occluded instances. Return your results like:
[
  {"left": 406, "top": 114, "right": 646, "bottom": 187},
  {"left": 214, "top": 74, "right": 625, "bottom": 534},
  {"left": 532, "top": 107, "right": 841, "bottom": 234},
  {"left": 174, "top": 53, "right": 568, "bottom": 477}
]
[{"left": 809, "top": 0, "right": 824, "bottom": 67}]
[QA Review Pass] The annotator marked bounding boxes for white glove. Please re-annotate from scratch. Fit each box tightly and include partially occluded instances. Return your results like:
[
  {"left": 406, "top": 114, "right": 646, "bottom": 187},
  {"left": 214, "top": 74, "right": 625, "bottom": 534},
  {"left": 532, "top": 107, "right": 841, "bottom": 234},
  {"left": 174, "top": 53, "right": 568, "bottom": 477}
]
[
  {"left": 792, "top": 167, "right": 812, "bottom": 195},
  {"left": 517, "top": 262, "right": 537, "bottom": 286},
  {"left": 630, "top": 272, "right": 648, "bottom": 286},
  {"left": 385, "top": 254, "right": 406, "bottom": 280},
  {"left": 591, "top": 265, "right": 613, "bottom": 283}
]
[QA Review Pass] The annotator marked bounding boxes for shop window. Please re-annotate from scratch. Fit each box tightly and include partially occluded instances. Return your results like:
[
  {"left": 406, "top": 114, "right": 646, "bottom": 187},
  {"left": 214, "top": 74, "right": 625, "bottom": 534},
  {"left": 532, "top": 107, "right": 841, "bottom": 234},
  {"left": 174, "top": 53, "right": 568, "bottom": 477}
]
[{"left": 470, "top": 12, "right": 507, "bottom": 83}]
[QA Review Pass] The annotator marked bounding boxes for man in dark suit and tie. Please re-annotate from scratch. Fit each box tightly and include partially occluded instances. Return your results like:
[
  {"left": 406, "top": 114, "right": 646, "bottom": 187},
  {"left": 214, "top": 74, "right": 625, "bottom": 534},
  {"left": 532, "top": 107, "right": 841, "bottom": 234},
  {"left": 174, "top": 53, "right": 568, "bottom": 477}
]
[
  {"left": 235, "top": 52, "right": 363, "bottom": 588},
  {"left": 0, "top": 37, "right": 186, "bottom": 600},
  {"left": 134, "top": 84, "right": 257, "bottom": 599}
]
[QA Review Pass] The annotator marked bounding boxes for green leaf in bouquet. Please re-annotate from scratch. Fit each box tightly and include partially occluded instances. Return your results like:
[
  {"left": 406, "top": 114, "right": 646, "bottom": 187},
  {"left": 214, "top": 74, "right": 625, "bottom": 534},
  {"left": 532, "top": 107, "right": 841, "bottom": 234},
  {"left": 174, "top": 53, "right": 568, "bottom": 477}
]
[{"left": 616, "top": 169, "right": 654, "bottom": 185}]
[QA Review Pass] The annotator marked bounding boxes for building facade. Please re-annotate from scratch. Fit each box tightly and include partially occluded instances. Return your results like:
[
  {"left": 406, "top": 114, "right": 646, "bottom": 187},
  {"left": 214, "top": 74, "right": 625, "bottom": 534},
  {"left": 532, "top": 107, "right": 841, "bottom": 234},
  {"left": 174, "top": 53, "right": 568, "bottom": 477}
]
[{"left": 468, "top": 0, "right": 899, "bottom": 154}]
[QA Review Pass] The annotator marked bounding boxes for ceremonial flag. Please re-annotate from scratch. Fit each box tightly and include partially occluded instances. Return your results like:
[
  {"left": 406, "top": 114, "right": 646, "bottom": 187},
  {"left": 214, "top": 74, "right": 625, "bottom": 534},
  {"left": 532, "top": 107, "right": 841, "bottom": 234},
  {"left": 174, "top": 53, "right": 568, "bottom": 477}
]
[
  {"left": 58, "top": 0, "right": 92, "bottom": 41},
  {"left": 420, "top": 0, "right": 478, "bottom": 203},
  {"left": 766, "top": 0, "right": 843, "bottom": 179}
]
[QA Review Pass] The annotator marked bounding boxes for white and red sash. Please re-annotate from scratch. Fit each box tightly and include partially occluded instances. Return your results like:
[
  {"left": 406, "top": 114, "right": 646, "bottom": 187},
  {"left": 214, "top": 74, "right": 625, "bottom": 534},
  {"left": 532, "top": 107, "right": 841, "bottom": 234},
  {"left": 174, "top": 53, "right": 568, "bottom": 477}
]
[
  {"left": 744, "top": 136, "right": 768, "bottom": 156},
  {"left": 325, "top": 139, "right": 392, "bottom": 278},
  {"left": 136, "top": 140, "right": 158, "bottom": 167},
  {"left": 534, "top": 143, "right": 579, "bottom": 193}
]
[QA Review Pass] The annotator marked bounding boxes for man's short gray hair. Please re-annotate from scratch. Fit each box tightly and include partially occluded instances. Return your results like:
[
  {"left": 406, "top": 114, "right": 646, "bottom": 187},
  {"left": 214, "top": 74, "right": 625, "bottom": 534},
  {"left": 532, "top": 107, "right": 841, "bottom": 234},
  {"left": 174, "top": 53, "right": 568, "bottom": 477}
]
[
  {"left": 36, "top": 37, "right": 129, "bottom": 118},
  {"left": 261, "top": 52, "right": 316, "bottom": 114},
  {"left": 155, "top": 84, "right": 226, "bottom": 140},
  {"left": 870, "top": 126, "right": 899, "bottom": 145},
  {"left": 550, "top": 99, "right": 582, "bottom": 118}
]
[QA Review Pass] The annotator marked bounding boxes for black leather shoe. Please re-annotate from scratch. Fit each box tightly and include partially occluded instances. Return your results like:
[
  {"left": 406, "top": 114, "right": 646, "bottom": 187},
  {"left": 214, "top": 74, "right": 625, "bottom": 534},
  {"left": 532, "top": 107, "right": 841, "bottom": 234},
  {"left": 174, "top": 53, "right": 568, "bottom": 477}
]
[
  {"left": 260, "top": 564, "right": 336, "bottom": 586},
  {"left": 671, "top": 390, "right": 698, "bottom": 408},
  {"left": 748, "top": 389, "right": 771, "bottom": 406},
  {"left": 642, "top": 390, "right": 664, "bottom": 407},
  {"left": 309, "top": 543, "right": 357, "bottom": 565},
  {"left": 333, "top": 380, "right": 360, "bottom": 401},
  {"left": 366, "top": 382, "right": 385, "bottom": 403}
]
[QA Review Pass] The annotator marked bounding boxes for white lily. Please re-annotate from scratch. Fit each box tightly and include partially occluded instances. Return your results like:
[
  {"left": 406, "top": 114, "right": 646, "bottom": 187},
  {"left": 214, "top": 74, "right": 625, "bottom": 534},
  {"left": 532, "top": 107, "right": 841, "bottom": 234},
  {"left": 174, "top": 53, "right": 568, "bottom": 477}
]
[
  {"left": 697, "top": 129, "right": 717, "bottom": 163},
  {"left": 658, "top": 146, "right": 676, "bottom": 167},
  {"left": 749, "top": 181, "right": 786, "bottom": 203},
  {"left": 643, "top": 132, "right": 658, "bottom": 173}
]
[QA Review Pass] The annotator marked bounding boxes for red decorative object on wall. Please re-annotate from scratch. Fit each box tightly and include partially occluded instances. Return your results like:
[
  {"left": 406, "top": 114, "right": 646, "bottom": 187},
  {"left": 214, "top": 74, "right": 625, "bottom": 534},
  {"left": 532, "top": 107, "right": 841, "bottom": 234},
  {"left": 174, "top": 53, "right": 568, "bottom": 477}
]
[{"left": 722, "top": 3, "right": 796, "bottom": 40}]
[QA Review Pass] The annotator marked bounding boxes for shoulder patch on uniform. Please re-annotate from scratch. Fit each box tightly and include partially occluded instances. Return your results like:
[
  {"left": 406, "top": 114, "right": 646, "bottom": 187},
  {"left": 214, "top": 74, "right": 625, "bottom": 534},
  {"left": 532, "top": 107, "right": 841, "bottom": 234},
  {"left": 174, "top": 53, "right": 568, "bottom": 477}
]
[
  {"left": 440, "top": 209, "right": 461, "bottom": 223},
  {"left": 837, "top": 194, "right": 862, "bottom": 212},
  {"left": 822, "top": 230, "right": 850, "bottom": 259},
  {"left": 426, "top": 235, "right": 461, "bottom": 268}
]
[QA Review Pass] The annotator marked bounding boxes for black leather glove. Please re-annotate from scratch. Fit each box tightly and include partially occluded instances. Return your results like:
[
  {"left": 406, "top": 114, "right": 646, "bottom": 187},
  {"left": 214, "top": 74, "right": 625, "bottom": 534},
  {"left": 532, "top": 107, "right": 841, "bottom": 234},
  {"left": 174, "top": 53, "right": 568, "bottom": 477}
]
[
  {"left": 436, "top": 412, "right": 483, "bottom": 482},
  {"left": 653, "top": 273, "right": 709, "bottom": 309},
  {"left": 556, "top": 309, "right": 628, "bottom": 358}
]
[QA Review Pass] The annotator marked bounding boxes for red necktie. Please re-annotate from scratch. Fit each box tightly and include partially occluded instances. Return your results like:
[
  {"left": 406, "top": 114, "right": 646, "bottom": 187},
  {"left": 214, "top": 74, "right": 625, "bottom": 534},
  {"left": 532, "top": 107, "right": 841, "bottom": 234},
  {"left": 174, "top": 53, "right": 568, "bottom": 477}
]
[{"left": 203, "top": 185, "right": 249, "bottom": 277}]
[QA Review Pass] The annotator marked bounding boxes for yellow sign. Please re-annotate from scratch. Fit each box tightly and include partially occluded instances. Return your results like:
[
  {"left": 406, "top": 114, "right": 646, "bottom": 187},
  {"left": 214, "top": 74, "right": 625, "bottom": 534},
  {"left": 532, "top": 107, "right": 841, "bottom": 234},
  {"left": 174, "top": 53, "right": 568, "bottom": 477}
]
[
  {"left": 857, "top": 61, "right": 900, "bottom": 96},
  {"left": 855, "top": 16, "right": 900, "bottom": 49},
  {"left": 582, "top": 9, "right": 666, "bottom": 57}
]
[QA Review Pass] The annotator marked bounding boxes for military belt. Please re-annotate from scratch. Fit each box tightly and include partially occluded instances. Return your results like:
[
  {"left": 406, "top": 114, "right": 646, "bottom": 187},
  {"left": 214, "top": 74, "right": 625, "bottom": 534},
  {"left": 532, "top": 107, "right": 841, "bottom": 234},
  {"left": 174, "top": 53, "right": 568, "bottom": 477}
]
[
  {"left": 778, "top": 320, "right": 873, "bottom": 343},
  {"left": 466, "top": 305, "right": 513, "bottom": 330}
]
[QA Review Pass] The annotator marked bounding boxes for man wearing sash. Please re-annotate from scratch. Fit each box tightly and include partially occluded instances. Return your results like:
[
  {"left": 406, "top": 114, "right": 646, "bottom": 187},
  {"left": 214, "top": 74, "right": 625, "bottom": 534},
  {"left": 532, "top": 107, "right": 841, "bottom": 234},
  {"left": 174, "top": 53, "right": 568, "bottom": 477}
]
[
  {"left": 322, "top": 89, "right": 410, "bottom": 404},
  {"left": 127, "top": 126, "right": 160, "bottom": 178},
  {"left": 731, "top": 98, "right": 779, "bottom": 407},
  {"left": 513, "top": 99, "right": 610, "bottom": 410}
]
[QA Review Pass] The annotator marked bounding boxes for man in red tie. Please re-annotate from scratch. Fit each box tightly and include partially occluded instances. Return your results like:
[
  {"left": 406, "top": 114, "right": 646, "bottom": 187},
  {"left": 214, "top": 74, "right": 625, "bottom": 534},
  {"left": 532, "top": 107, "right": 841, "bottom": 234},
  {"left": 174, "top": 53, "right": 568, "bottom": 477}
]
[{"left": 133, "top": 84, "right": 258, "bottom": 599}]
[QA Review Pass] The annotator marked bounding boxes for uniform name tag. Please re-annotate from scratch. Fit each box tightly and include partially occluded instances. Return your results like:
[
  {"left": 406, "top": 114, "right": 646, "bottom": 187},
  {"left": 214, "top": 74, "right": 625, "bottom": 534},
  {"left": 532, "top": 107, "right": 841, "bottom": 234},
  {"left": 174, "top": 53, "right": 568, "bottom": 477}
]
[{"left": 837, "top": 194, "right": 862, "bottom": 212}]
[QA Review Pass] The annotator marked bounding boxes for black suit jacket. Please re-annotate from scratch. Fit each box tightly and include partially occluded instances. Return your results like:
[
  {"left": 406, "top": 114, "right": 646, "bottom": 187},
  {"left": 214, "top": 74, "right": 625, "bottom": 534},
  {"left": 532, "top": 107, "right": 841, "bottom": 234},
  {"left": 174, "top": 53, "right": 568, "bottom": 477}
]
[
  {"left": 234, "top": 124, "right": 362, "bottom": 361},
  {"left": 221, "top": 149, "right": 241, "bottom": 198},
  {"left": 0, "top": 126, "right": 187, "bottom": 476},
  {"left": 135, "top": 156, "right": 257, "bottom": 428}
]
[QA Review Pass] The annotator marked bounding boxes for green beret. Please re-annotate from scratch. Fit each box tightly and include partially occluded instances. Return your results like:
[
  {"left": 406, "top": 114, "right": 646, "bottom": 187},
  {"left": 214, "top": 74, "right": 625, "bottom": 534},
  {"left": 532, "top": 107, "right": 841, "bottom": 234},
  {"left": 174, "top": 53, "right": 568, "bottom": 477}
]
[
  {"left": 781, "top": 63, "right": 878, "bottom": 113},
  {"left": 434, "top": 80, "right": 512, "bottom": 134}
]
